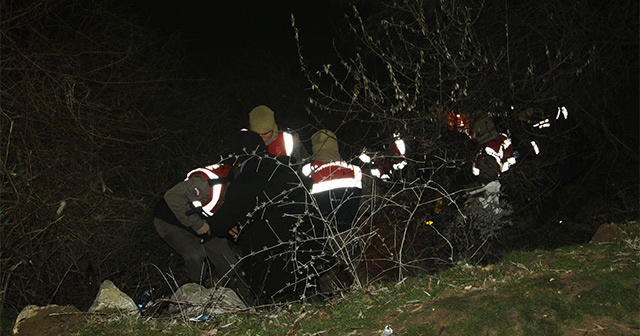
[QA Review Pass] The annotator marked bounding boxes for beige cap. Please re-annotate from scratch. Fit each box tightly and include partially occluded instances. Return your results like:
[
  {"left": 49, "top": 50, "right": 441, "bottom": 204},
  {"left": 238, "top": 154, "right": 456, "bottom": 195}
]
[
  {"left": 249, "top": 105, "right": 278, "bottom": 144},
  {"left": 311, "top": 129, "right": 341, "bottom": 162},
  {"left": 472, "top": 116, "right": 499, "bottom": 144}
]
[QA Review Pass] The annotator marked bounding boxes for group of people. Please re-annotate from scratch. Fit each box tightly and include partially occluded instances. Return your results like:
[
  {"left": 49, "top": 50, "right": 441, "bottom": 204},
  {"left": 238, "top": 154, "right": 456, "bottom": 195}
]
[
  {"left": 441, "top": 100, "right": 592, "bottom": 217},
  {"left": 153, "top": 105, "right": 371, "bottom": 305},
  {"left": 152, "top": 100, "right": 588, "bottom": 305}
]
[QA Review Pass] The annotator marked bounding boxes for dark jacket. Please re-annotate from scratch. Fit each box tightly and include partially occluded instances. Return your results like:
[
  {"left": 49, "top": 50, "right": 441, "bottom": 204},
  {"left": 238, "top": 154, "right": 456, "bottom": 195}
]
[
  {"left": 208, "top": 155, "right": 331, "bottom": 304},
  {"left": 514, "top": 104, "right": 593, "bottom": 184}
]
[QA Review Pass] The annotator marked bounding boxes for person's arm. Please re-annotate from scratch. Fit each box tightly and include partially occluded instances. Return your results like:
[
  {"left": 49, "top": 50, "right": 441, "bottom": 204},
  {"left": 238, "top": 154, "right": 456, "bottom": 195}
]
[
  {"left": 164, "top": 177, "right": 210, "bottom": 234},
  {"left": 207, "top": 170, "right": 262, "bottom": 238}
]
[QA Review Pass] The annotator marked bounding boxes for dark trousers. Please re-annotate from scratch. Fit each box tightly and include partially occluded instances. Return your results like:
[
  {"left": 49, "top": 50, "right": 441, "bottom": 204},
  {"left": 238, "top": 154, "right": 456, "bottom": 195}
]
[
  {"left": 153, "top": 217, "right": 239, "bottom": 284},
  {"left": 313, "top": 187, "right": 363, "bottom": 232}
]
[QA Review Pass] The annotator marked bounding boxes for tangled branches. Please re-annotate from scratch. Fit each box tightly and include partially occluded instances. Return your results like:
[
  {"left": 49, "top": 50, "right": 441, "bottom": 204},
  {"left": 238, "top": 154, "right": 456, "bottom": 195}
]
[
  {"left": 0, "top": 0, "right": 195, "bottom": 316},
  {"left": 290, "top": 0, "right": 639, "bottom": 281}
]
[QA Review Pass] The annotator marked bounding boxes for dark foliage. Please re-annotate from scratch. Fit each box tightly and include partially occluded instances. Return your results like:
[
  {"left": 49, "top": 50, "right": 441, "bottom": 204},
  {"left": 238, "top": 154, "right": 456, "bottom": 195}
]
[
  {"left": 297, "top": 0, "right": 639, "bottom": 279},
  {"left": 0, "top": 0, "right": 637, "bottom": 322},
  {"left": 0, "top": 0, "right": 230, "bottom": 318}
]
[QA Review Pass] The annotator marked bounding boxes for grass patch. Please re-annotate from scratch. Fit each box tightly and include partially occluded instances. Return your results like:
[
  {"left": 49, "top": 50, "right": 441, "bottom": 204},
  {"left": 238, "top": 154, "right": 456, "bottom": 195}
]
[{"left": 16, "top": 222, "right": 640, "bottom": 335}]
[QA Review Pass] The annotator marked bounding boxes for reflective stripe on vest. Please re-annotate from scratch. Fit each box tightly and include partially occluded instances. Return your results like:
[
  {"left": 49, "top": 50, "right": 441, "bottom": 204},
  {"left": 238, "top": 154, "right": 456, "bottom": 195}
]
[
  {"left": 268, "top": 131, "right": 295, "bottom": 157},
  {"left": 391, "top": 133, "right": 406, "bottom": 156},
  {"left": 533, "top": 118, "right": 551, "bottom": 129},
  {"left": 556, "top": 106, "right": 568, "bottom": 120},
  {"left": 473, "top": 134, "right": 515, "bottom": 176},
  {"left": 185, "top": 164, "right": 231, "bottom": 216},
  {"left": 388, "top": 133, "right": 407, "bottom": 171},
  {"left": 302, "top": 161, "right": 363, "bottom": 194}
]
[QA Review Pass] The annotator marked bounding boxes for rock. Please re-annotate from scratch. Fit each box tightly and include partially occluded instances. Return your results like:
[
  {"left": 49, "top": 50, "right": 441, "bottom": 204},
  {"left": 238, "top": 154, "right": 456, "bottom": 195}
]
[
  {"left": 88, "top": 279, "right": 139, "bottom": 315},
  {"left": 168, "top": 283, "right": 247, "bottom": 317},
  {"left": 12, "top": 304, "right": 80, "bottom": 336},
  {"left": 590, "top": 222, "right": 626, "bottom": 243}
]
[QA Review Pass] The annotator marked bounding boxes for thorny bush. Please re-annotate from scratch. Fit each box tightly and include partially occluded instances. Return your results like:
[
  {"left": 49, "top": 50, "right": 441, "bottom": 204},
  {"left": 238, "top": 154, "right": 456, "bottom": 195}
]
[
  {"left": 0, "top": 0, "right": 228, "bottom": 319},
  {"left": 294, "top": 0, "right": 638, "bottom": 281},
  {"left": 0, "top": 0, "right": 637, "bottom": 321}
]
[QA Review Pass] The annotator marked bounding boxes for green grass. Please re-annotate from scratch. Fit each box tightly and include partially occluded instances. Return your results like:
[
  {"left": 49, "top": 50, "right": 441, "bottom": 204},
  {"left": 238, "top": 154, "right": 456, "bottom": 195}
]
[{"left": 19, "top": 221, "right": 640, "bottom": 335}]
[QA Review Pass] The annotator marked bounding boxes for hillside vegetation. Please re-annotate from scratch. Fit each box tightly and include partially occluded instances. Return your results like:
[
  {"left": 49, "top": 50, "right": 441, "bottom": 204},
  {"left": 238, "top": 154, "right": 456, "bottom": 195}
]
[
  {"left": 2, "top": 0, "right": 637, "bottom": 331},
  {"left": 9, "top": 221, "right": 638, "bottom": 336}
]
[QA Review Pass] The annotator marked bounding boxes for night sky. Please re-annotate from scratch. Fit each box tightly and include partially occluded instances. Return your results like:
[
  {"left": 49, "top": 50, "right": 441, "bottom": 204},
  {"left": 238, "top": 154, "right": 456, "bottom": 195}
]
[{"left": 133, "top": 1, "right": 350, "bottom": 74}]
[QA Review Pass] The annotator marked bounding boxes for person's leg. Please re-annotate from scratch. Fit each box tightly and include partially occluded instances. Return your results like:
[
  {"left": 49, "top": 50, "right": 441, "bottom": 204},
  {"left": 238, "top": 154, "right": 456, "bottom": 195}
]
[
  {"left": 201, "top": 237, "right": 239, "bottom": 279},
  {"left": 312, "top": 191, "right": 333, "bottom": 219},
  {"left": 333, "top": 188, "right": 363, "bottom": 232},
  {"left": 153, "top": 218, "right": 208, "bottom": 283},
  {"left": 202, "top": 237, "right": 254, "bottom": 303}
]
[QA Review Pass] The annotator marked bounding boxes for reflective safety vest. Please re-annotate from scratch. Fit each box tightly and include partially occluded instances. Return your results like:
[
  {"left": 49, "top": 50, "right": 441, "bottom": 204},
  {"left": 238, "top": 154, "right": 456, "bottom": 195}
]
[
  {"left": 185, "top": 164, "right": 232, "bottom": 216},
  {"left": 301, "top": 161, "right": 363, "bottom": 194},
  {"left": 359, "top": 151, "right": 388, "bottom": 179},
  {"left": 268, "top": 131, "right": 295, "bottom": 158},
  {"left": 532, "top": 105, "right": 569, "bottom": 129},
  {"left": 375, "top": 132, "right": 407, "bottom": 179},
  {"left": 388, "top": 132, "right": 407, "bottom": 171},
  {"left": 356, "top": 132, "right": 406, "bottom": 181},
  {"left": 472, "top": 133, "right": 516, "bottom": 177},
  {"left": 447, "top": 112, "right": 471, "bottom": 136}
]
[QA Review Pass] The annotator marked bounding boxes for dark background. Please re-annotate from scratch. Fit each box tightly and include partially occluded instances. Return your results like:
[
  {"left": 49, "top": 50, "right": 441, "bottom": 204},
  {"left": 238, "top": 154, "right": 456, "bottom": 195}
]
[
  {"left": 126, "top": 1, "right": 363, "bottom": 143},
  {"left": 1, "top": 0, "right": 637, "bottom": 322},
  {"left": 131, "top": 1, "right": 348, "bottom": 75}
]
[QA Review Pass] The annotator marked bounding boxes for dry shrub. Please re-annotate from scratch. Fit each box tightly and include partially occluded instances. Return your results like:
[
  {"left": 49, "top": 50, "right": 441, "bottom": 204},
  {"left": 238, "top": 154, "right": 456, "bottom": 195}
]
[
  {"left": 294, "top": 0, "right": 638, "bottom": 283},
  {"left": 0, "top": 0, "right": 197, "bottom": 315}
]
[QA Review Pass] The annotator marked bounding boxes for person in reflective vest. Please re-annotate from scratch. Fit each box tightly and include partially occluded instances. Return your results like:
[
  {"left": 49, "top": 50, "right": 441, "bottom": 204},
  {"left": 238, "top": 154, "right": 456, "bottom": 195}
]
[
  {"left": 471, "top": 133, "right": 516, "bottom": 180},
  {"left": 515, "top": 103, "right": 592, "bottom": 184},
  {"left": 469, "top": 115, "right": 517, "bottom": 212},
  {"left": 301, "top": 129, "right": 363, "bottom": 232},
  {"left": 511, "top": 101, "right": 595, "bottom": 223},
  {"left": 207, "top": 130, "right": 333, "bottom": 305},
  {"left": 471, "top": 115, "right": 517, "bottom": 179},
  {"left": 358, "top": 132, "right": 407, "bottom": 181},
  {"left": 447, "top": 111, "right": 472, "bottom": 137},
  {"left": 246, "top": 105, "right": 308, "bottom": 165},
  {"left": 153, "top": 163, "right": 241, "bottom": 287}
]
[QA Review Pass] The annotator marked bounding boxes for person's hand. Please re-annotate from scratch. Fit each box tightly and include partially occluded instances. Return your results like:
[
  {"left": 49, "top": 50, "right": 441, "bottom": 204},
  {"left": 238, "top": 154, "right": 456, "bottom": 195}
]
[
  {"left": 228, "top": 226, "right": 239, "bottom": 239},
  {"left": 196, "top": 223, "right": 210, "bottom": 236}
]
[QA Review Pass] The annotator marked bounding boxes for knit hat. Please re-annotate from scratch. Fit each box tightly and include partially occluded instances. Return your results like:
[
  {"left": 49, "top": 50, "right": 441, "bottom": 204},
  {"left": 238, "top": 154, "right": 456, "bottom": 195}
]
[
  {"left": 472, "top": 116, "right": 499, "bottom": 144},
  {"left": 230, "top": 130, "right": 268, "bottom": 157},
  {"left": 249, "top": 105, "right": 278, "bottom": 145},
  {"left": 311, "top": 129, "right": 341, "bottom": 162}
]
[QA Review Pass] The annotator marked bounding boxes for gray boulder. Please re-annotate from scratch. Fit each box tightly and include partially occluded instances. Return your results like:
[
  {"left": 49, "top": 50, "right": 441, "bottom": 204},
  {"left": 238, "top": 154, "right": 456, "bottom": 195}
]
[
  {"left": 88, "top": 279, "right": 139, "bottom": 315},
  {"left": 168, "top": 283, "right": 247, "bottom": 318}
]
